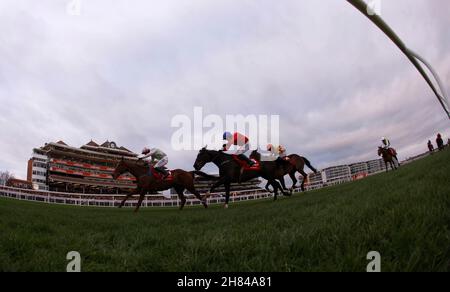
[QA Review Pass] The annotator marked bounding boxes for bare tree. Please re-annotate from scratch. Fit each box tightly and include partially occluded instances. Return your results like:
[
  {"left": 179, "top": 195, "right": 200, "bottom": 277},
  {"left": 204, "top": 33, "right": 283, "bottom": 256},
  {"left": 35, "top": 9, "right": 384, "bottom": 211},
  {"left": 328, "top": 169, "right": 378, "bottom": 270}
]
[{"left": 0, "top": 171, "right": 14, "bottom": 186}]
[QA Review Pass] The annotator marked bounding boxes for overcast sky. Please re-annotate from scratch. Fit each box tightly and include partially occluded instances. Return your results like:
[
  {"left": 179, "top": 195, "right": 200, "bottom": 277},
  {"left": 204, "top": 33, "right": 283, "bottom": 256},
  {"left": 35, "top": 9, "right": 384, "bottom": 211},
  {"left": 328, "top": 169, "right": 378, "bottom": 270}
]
[{"left": 0, "top": 0, "right": 449, "bottom": 178}]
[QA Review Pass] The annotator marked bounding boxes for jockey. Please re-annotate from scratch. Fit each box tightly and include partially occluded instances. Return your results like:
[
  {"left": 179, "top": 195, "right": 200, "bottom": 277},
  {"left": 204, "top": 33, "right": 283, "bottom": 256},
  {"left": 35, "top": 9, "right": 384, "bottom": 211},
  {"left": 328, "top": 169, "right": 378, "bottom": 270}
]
[
  {"left": 381, "top": 137, "right": 400, "bottom": 166},
  {"left": 381, "top": 137, "right": 391, "bottom": 150},
  {"left": 267, "top": 144, "right": 289, "bottom": 163},
  {"left": 267, "top": 144, "right": 289, "bottom": 164},
  {"left": 223, "top": 132, "right": 255, "bottom": 167},
  {"left": 141, "top": 147, "right": 169, "bottom": 178},
  {"left": 278, "top": 145, "right": 287, "bottom": 158}
]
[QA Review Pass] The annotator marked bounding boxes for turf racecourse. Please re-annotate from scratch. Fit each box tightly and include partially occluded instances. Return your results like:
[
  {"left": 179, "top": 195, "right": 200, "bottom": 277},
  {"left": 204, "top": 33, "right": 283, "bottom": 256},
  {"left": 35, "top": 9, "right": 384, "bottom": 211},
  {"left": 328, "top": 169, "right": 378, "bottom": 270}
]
[{"left": 0, "top": 150, "right": 449, "bottom": 272}]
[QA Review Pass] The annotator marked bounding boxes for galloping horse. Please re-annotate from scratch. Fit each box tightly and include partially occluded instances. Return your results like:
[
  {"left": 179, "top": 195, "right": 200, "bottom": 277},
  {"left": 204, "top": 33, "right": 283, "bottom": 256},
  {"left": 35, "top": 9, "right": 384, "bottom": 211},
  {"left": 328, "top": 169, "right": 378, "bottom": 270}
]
[
  {"left": 112, "top": 158, "right": 216, "bottom": 212},
  {"left": 193, "top": 148, "right": 290, "bottom": 208},
  {"left": 249, "top": 151, "right": 318, "bottom": 192},
  {"left": 378, "top": 147, "right": 398, "bottom": 172}
]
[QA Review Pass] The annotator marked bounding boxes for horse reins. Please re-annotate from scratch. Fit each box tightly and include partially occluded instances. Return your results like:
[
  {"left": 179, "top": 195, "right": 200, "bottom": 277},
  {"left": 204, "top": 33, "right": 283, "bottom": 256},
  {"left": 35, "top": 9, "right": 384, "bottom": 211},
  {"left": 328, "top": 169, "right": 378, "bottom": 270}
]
[{"left": 210, "top": 151, "right": 231, "bottom": 167}]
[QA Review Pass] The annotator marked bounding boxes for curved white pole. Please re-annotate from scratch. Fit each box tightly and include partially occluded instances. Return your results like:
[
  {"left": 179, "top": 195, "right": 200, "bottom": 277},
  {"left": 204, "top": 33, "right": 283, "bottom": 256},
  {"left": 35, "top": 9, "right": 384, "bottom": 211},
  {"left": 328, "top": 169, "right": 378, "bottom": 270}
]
[
  {"left": 408, "top": 49, "right": 449, "bottom": 114},
  {"left": 347, "top": 0, "right": 450, "bottom": 119}
]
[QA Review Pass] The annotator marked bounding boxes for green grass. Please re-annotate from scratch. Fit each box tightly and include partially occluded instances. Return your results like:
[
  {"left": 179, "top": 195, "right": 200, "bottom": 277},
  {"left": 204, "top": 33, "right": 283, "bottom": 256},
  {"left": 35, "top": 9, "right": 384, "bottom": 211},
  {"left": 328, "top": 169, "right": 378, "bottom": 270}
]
[{"left": 0, "top": 150, "right": 449, "bottom": 272}]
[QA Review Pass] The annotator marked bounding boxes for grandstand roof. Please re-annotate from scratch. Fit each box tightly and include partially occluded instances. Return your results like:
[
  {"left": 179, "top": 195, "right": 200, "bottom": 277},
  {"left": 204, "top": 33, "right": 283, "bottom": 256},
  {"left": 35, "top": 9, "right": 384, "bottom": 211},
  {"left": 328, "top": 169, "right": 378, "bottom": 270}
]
[
  {"left": 7, "top": 178, "right": 32, "bottom": 184},
  {"left": 43, "top": 142, "right": 138, "bottom": 161},
  {"left": 101, "top": 141, "right": 111, "bottom": 147},
  {"left": 85, "top": 140, "right": 99, "bottom": 147},
  {"left": 56, "top": 140, "right": 68, "bottom": 146},
  {"left": 120, "top": 146, "right": 131, "bottom": 152}
]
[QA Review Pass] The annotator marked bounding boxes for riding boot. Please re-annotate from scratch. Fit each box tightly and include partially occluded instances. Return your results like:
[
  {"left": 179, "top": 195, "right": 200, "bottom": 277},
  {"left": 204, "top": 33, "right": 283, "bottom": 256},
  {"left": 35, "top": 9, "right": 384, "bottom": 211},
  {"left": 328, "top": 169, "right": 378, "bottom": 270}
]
[
  {"left": 156, "top": 167, "right": 169, "bottom": 179},
  {"left": 238, "top": 154, "right": 255, "bottom": 167},
  {"left": 276, "top": 157, "right": 285, "bottom": 165}
]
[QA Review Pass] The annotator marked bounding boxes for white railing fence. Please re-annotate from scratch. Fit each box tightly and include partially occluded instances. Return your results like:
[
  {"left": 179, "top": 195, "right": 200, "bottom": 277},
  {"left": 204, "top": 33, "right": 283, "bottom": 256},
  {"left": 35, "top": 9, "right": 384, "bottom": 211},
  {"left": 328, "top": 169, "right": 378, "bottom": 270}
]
[{"left": 0, "top": 185, "right": 281, "bottom": 208}]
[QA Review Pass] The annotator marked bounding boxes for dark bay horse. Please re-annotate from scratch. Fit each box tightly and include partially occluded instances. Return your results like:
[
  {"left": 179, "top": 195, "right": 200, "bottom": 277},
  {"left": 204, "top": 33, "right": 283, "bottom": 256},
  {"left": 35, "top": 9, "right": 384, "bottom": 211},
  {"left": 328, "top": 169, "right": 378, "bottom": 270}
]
[
  {"left": 193, "top": 148, "right": 290, "bottom": 208},
  {"left": 378, "top": 147, "right": 398, "bottom": 172},
  {"left": 249, "top": 151, "right": 318, "bottom": 192},
  {"left": 112, "top": 158, "right": 216, "bottom": 212}
]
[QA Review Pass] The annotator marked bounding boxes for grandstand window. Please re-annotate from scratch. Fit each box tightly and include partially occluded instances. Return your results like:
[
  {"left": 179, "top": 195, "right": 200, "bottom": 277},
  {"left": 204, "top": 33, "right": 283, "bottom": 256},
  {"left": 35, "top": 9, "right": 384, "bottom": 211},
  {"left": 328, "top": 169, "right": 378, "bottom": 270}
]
[
  {"left": 33, "top": 162, "right": 47, "bottom": 168},
  {"left": 32, "top": 179, "right": 46, "bottom": 184},
  {"left": 32, "top": 171, "right": 47, "bottom": 176}
]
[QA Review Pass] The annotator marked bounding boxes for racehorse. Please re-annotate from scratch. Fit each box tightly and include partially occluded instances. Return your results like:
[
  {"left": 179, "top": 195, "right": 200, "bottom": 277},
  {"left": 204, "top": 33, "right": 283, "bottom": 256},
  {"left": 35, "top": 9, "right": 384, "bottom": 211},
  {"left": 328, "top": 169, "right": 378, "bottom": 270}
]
[
  {"left": 193, "top": 148, "right": 290, "bottom": 208},
  {"left": 378, "top": 147, "right": 398, "bottom": 172},
  {"left": 112, "top": 158, "right": 216, "bottom": 212},
  {"left": 249, "top": 150, "right": 318, "bottom": 192}
]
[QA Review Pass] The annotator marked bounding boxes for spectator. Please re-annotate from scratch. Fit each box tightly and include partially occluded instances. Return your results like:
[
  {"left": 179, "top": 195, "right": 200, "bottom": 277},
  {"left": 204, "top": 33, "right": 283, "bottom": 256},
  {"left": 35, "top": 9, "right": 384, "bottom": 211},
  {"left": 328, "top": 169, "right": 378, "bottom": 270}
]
[
  {"left": 427, "top": 140, "right": 434, "bottom": 153},
  {"left": 436, "top": 134, "right": 444, "bottom": 151}
]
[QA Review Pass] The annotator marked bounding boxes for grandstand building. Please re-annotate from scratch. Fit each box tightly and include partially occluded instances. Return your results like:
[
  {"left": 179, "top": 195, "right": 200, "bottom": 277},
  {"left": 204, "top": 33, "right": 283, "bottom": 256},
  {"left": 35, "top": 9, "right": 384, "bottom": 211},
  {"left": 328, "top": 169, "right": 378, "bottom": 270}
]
[
  {"left": 28, "top": 140, "right": 139, "bottom": 193},
  {"left": 27, "top": 149, "right": 49, "bottom": 190},
  {"left": 6, "top": 178, "right": 33, "bottom": 190},
  {"left": 350, "top": 162, "right": 369, "bottom": 180},
  {"left": 305, "top": 171, "right": 325, "bottom": 190},
  {"left": 306, "top": 158, "right": 389, "bottom": 190}
]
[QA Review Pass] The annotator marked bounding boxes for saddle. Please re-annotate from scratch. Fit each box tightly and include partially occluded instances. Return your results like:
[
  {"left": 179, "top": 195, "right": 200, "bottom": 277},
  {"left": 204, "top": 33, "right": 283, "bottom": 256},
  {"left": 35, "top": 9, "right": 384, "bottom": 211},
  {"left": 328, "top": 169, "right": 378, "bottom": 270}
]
[
  {"left": 149, "top": 166, "right": 174, "bottom": 182},
  {"left": 389, "top": 148, "right": 397, "bottom": 156},
  {"left": 278, "top": 156, "right": 294, "bottom": 166},
  {"left": 231, "top": 155, "right": 260, "bottom": 171}
]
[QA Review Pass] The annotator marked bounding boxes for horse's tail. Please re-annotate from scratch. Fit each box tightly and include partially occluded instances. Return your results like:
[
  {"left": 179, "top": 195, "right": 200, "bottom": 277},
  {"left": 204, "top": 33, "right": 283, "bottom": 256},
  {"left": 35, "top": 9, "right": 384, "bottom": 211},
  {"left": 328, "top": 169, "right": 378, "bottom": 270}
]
[
  {"left": 302, "top": 157, "right": 318, "bottom": 174},
  {"left": 191, "top": 171, "right": 218, "bottom": 180}
]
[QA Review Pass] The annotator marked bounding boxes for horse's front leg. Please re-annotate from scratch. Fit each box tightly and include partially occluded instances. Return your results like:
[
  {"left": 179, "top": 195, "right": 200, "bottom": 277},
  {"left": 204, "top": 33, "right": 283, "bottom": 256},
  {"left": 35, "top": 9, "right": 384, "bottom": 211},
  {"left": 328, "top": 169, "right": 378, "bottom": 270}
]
[
  {"left": 299, "top": 170, "right": 308, "bottom": 192},
  {"left": 395, "top": 156, "right": 400, "bottom": 167},
  {"left": 265, "top": 181, "right": 273, "bottom": 193},
  {"left": 119, "top": 188, "right": 137, "bottom": 208},
  {"left": 279, "top": 176, "right": 289, "bottom": 192},
  {"left": 269, "top": 180, "right": 279, "bottom": 201},
  {"left": 134, "top": 190, "right": 146, "bottom": 213},
  {"left": 179, "top": 194, "right": 187, "bottom": 211},
  {"left": 289, "top": 171, "right": 298, "bottom": 190},
  {"left": 173, "top": 186, "right": 187, "bottom": 211},
  {"left": 224, "top": 182, "right": 231, "bottom": 209},
  {"left": 119, "top": 194, "right": 131, "bottom": 208},
  {"left": 279, "top": 176, "right": 293, "bottom": 195},
  {"left": 209, "top": 177, "right": 227, "bottom": 194},
  {"left": 273, "top": 179, "right": 290, "bottom": 197},
  {"left": 186, "top": 186, "right": 207, "bottom": 209}
]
